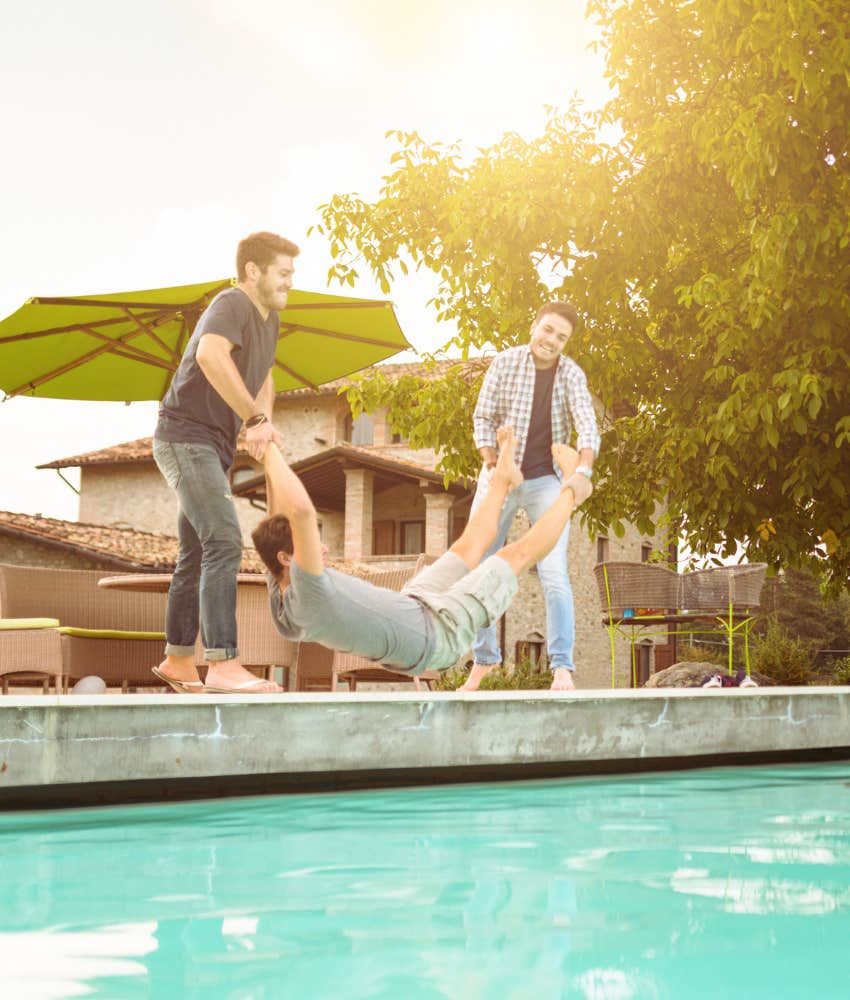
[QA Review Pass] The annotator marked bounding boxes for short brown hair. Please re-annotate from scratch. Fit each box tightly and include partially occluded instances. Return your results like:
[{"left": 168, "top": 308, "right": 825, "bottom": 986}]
[
  {"left": 251, "top": 514, "right": 293, "bottom": 576},
  {"left": 535, "top": 300, "right": 579, "bottom": 331},
  {"left": 236, "top": 232, "right": 300, "bottom": 281}
]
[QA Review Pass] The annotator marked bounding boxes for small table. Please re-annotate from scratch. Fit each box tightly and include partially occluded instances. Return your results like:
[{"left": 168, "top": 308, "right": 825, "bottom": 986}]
[
  {"left": 600, "top": 611, "right": 758, "bottom": 686},
  {"left": 98, "top": 573, "right": 269, "bottom": 593}
]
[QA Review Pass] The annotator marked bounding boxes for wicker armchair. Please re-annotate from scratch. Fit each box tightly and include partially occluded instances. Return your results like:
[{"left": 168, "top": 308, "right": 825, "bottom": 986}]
[
  {"left": 593, "top": 561, "right": 679, "bottom": 617},
  {"left": 0, "top": 618, "right": 64, "bottom": 694},
  {"left": 679, "top": 563, "right": 767, "bottom": 612},
  {"left": 192, "top": 573, "right": 295, "bottom": 683},
  {"left": 0, "top": 563, "right": 166, "bottom": 691}
]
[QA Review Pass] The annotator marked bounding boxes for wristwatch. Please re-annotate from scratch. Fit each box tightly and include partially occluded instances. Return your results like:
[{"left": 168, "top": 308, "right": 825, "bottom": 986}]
[
  {"left": 575, "top": 464, "right": 593, "bottom": 479},
  {"left": 245, "top": 413, "right": 269, "bottom": 428}
]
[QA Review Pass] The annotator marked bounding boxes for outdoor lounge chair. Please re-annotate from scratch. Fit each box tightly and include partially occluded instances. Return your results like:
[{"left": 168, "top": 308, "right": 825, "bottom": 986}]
[
  {"left": 0, "top": 563, "right": 166, "bottom": 692},
  {"left": 0, "top": 617, "right": 65, "bottom": 694}
]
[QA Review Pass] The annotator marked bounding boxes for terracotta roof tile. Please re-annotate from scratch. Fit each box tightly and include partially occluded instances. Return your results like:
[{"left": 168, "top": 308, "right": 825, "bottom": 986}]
[
  {"left": 38, "top": 436, "right": 155, "bottom": 469},
  {"left": 0, "top": 509, "right": 376, "bottom": 578},
  {"left": 0, "top": 510, "right": 259, "bottom": 572}
]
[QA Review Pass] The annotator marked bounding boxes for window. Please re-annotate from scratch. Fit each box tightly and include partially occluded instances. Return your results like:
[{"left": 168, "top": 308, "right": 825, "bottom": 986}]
[
  {"left": 667, "top": 540, "right": 679, "bottom": 570},
  {"left": 400, "top": 520, "right": 425, "bottom": 555},
  {"left": 343, "top": 411, "right": 374, "bottom": 445},
  {"left": 373, "top": 520, "right": 394, "bottom": 556},
  {"left": 633, "top": 641, "right": 653, "bottom": 688},
  {"left": 641, "top": 543, "right": 652, "bottom": 563},
  {"left": 596, "top": 535, "right": 609, "bottom": 563}
]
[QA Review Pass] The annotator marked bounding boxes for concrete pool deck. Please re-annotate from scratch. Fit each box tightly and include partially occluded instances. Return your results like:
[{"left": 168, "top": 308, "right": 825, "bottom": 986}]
[{"left": 1, "top": 686, "right": 849, "bottom": 808}]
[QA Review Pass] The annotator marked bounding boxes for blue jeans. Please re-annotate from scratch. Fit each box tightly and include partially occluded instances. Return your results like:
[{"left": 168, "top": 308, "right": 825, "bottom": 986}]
[
  {"left": 470, "top": 471, "right": 574, "bottom": 672},
  {"left": 153, "top": 439, "right": 243, "bottom": 661}
]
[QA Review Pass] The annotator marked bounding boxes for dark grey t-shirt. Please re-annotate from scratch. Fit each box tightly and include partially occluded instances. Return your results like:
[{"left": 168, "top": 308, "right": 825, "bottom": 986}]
[
  {"left": 155, "top": 288, "right": 279, "bottom": 469},
  {"left": 521, "top": 365, "right": 557, "bottom": 480},
  {"left": 267, "top": 562, "right": 434, "bottom": 671}
]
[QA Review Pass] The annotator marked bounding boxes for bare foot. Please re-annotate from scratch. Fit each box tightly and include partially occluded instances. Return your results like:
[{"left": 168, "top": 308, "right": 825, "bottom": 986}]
[
  {"left": 549, "top": 667, "right": 576, "bottom": 691},
  {"left": 457, "top": 663, "right": 498, "bottom": 692},
  {"left": 494, "top": 425, "right": 524, "bottom": 491},
  {"left": 153, "top": 656, "right": 204, "bottom": 694},
  {"left": 551, "top": 443, "right": 579, "bottom": 479},
  {"left": 552, "top": 444, "right": 592, "bottom": 506},
  {"left": 204, "top": 658, "right": 283, "bottom": 693}
]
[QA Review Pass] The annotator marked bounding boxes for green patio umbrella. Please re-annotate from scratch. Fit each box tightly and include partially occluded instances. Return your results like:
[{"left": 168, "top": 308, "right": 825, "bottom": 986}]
[{"left": 0, "top": 279, "right": 412, "bottom": 401}]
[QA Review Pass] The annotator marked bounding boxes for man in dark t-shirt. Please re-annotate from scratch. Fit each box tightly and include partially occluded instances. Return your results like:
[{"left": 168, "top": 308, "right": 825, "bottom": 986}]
[
  {"left": 151, "top": 231, "right": 299, "bottom": 695},
  {"left": 462, "top": 301, "right": 601, "bottom": 692}
]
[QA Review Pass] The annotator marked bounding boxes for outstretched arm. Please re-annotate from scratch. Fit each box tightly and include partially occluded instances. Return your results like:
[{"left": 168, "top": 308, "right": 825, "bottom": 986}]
[{"left": 262, "top": 444, "right": 324, "bottom": 575}]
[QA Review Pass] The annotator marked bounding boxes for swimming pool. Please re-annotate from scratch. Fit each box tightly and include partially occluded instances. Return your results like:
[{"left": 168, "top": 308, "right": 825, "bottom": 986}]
[{"left": 1, "top": 762, "right": 848, "bottom": 998}]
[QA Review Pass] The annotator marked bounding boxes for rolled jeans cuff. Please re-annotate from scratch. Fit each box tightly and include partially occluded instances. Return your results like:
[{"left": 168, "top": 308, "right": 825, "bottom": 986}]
[
  {"left": 165, "top": 643, "right": 196, "bottom": 658},
  {"left": 205, "top": 646, "right": 240, "bottom": 661}
]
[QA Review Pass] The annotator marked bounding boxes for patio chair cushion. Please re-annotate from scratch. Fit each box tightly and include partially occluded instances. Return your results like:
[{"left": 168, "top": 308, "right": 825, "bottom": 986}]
[
  {"left": 0, "top": 617, "right": 61, "bottom": 630},
  {"left": 58, "top": 626, "right": 166, "bottom": 641}
]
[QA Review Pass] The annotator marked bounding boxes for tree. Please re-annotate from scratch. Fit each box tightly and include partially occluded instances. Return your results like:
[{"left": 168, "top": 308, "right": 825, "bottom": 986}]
[
  {"left": 314, "top": 0, "right": 850, "bottom": 590},
  {"left": 760, "top": 568, "right": 850, "bottom": 650}
]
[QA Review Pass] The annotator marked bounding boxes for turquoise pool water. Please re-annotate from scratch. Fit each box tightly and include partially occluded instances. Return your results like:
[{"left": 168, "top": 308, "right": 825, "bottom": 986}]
[{"left": 1, "top": 763, "right": 849, "bottom": 999}]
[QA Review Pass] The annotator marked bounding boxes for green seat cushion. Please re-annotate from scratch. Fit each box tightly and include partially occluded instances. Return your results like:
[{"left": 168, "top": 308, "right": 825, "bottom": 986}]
[
  {"left": 0, "top": 617, "right": 61, "bottom": 630},
  {"left": 58, "top": 627, "right": 166, "bottom": 641}
]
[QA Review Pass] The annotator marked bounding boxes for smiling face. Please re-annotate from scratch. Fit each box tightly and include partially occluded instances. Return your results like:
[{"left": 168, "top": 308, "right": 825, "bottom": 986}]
[
  {"left": 528, "top": 311, "right": 574, "bottom": 369},
  {"left": 252, "top": 253, "right": 295, "bottom": 312}
]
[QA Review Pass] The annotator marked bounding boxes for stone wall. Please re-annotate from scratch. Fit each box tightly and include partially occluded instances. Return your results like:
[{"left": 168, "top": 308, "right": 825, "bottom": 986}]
[
  {"left": 0, "top": 535, "right": 114, "bottom": 570},
  {"left": 273, "top": 396, "right": 343, "bottom": 461},
  {"left": 79, "top": 464, "right": 267, "bottom": 545},
  {"left": 79, "top": 464, "right": 176, "bottom": 535}
]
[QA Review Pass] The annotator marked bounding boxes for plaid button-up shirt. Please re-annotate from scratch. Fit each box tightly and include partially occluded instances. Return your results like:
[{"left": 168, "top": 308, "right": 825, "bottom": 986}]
[{"left": 473, "top": 345, "right": 601, "bottom": 472}]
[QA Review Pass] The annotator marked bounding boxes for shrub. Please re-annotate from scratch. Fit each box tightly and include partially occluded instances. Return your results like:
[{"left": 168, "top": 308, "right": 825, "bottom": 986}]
[
  {"left": 828, "top": 656, "right": 850, "bottom": 686},
  {"left": 435, "top": 665, "right": 469, "bottom": 691},
  {"left": 435, "top": 657, "right": 553, "bottom": 691},
  {"left": 750, "top": 622, "right": 818, "bottom": 686},
  {"left": 675, "top": 642, "right": 727, "bottom": 667}
]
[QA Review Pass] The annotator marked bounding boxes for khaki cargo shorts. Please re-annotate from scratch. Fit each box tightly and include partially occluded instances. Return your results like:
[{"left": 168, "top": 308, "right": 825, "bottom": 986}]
[{"left": 403, "top": 552, "right": 518, "bottom": 671}]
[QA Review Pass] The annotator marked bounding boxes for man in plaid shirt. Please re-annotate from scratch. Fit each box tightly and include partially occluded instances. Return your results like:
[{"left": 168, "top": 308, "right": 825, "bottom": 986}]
[{"left": 460, "top": 301, "right": 600, "bottom": 692}]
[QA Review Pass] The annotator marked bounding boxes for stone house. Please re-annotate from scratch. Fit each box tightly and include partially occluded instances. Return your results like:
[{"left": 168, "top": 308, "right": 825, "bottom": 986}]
[{"left": 23, "top": 361, "right": 674, "bottom": 688}]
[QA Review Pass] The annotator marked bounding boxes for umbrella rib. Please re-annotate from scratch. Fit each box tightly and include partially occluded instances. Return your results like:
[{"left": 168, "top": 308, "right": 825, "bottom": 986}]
[
  {"left": 282, "top": 300, "right": 390, "bottom": 311},
  {"left": 30, "top": 289, "right": 231, "bottom": 310},
  {"left": 110, "top": 348, "right": 177, "bottom": 372},
  {"left": 3, "top": 280, "right": 231, "bottom": 343},
  {"left": 273, "top": 359, "right": 320, "bottom": 391},
  {"left": 4, "top": 324, "right": 178, "bottom": 396},
  {"left": 120, "top": 307, "right": 182, "bottom": 364},
  {"left": 0, "top": 308, "right": 178, "bottom": 344},
  {"left": 77, "top": 324, "right": 179, "bottom": 369},
  {"left": 279, "top": 322, "right": 404, "bottom": 348}
]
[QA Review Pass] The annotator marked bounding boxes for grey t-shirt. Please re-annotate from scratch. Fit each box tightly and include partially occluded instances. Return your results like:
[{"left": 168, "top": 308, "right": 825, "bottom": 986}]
[
  {"left": 155, "top": 288, "right": 279, "bottom": 469},
  {"left": 267, "top": 562, "right": 435, "bottom": 671}
]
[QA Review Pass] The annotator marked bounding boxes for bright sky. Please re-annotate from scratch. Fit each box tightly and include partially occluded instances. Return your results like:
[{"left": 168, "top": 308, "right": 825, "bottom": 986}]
[{"left": 0, "top": 0, "right": 608, "bottom": 522}]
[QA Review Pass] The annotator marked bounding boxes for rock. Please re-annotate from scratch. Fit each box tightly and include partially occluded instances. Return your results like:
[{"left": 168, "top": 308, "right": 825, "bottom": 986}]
[
  {"left": 643, "top": 662, "right": 772, "bottom": 688},
  {"left": 70, "top": 675, "right": 108, "bottom": 695}
]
